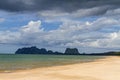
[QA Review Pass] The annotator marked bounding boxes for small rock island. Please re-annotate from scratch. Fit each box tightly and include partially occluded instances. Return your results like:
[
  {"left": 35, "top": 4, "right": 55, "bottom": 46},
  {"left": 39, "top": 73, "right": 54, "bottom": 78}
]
[{"left": 64, "top": 48, "right": 80, "bottom": 55}]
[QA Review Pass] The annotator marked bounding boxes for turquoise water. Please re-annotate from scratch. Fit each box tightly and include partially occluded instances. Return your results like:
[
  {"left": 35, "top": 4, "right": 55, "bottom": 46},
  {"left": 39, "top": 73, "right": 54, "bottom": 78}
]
[{"left": 0, "top": 54, "right": 104, "bottom": 72}]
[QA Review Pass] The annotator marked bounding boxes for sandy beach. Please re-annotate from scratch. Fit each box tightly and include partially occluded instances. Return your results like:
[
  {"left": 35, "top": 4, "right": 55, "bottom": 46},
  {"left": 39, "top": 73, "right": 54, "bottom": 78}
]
[{"left": 0, "top": 56, "right": 120, "bottom": 80}]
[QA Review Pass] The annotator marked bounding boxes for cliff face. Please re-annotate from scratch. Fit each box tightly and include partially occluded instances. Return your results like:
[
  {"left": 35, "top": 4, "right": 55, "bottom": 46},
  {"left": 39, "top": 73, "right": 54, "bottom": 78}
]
[{"left": 64, "top": 48, "right": 80, "bottom": 55}]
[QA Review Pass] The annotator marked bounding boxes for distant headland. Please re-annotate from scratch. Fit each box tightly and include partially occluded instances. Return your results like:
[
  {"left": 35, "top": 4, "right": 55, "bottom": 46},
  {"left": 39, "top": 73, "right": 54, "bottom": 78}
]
[{"left": 15, "top": 46, "right": 120, "bottom": 55}]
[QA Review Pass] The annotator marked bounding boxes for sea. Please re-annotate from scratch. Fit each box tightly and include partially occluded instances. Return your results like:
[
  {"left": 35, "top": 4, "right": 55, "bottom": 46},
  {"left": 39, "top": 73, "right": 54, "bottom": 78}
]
[{"left": 0, "top": 54, "right": 104, "bottom": 72}]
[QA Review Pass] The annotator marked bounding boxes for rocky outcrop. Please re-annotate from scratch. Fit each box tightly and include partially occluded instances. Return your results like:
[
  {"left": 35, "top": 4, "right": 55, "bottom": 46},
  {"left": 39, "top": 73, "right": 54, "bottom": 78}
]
[
  {"left": 64, "top": 48, "right": 80, "bottom": 55},
  {"left": 15, "top": 46, "right": 80, "bottom": 55},
  {"left": 15, "top": 46, "right": 63, "bottom": 55},
  {"left": 15, "top": 46, "right": 120, "bottom": 55}
]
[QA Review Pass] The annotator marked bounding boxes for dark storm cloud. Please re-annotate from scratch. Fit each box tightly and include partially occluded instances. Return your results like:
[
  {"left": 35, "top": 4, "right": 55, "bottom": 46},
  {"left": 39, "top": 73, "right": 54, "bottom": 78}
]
[{"left": 0, "top": 0, "right": 120, "bottom": 13}]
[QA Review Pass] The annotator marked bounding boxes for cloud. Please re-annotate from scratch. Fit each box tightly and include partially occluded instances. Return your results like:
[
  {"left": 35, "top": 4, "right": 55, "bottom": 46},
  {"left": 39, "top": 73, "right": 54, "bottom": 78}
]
[
  {"left": 39, "top": 6, "right": 108, "bottom": 19},
  {"left": 0, "top": 20, "right": 44, "bottom": 45},
  {"left": 104, "top": 8, "right": 120, "bottom": 19},
  {"left": 0, "top": 18, "right": 5, "bottom": 22},
  {"left": 38, "top": 6, "right": 120, "bottom": 23},
  {"left": 0, "top": 0, "right": 120, "bottom": 15},
  {"left": 0, "top": 31, "right": 20, "bottom": 44},
  {"left": 0, "top": 0, "right": 120, "bottom": 23},
  {"left": 20, "top": 20, "right": 43, "bottom": 33},
  {"left": 0, "top": 16, "right": 120, "bottom": 52},
  {"left": 18, "top": 20, "right": 45, "bottom": 45},
  {"left": 38, "top": 7, "right": 101, "bottom": 22},
  {"left": 39, "top": 17, "right": 120, "bottom": 49}
]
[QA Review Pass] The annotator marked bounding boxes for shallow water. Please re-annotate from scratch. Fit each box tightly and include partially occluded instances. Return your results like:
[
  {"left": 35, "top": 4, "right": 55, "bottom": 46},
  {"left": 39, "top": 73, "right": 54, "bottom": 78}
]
[{"left": 0, "top": 54, "right": 104, "bottom": 72}]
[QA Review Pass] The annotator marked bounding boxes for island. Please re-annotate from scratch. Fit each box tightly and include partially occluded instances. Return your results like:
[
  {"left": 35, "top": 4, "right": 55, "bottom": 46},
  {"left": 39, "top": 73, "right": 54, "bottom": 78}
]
[{"left": 15, "top": 46, "right": 120, "bottom": 55}]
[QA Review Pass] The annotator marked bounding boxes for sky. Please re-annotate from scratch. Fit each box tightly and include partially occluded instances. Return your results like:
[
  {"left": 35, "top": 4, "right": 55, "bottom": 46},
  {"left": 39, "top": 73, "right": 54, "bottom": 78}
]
[{"left": 0, "top": 0, "right": 120, "bottom": 53}]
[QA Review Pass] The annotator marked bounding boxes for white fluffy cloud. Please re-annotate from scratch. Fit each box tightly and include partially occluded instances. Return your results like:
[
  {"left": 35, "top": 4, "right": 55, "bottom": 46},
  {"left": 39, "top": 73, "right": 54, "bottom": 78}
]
[
  {"left": 20, "top": 20, "right": 43, "bottom": 33},
  {"left": 18, "top": 20, "right": 45, "bottom": 45}
]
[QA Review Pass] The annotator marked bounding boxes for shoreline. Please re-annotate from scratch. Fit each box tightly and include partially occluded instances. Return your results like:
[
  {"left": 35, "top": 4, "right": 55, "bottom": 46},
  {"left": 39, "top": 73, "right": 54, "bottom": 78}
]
[
  {"left": 0, "top": 55, "right": 104, "bottom": 73},
  {"left": 0, "top": 56, "right": 120, "bottom": 80}
]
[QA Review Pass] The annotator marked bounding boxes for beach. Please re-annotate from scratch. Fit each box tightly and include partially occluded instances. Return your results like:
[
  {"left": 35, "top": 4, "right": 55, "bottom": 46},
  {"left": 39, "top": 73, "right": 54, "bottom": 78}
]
[{"left": 0, "top": 56, "right": 120, "bottom": 80}]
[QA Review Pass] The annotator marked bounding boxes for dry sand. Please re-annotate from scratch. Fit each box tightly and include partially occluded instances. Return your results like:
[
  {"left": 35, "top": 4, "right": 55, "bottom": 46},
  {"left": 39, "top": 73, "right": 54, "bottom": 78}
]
[{"left": 0, "top": 56, "right": 120, "bottom": 80}]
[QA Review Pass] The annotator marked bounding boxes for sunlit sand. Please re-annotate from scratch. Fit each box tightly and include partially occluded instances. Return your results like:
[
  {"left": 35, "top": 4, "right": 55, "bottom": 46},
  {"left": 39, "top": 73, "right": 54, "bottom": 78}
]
[{"left": 0, "top": 56, "right": 120, "bottom": 80}]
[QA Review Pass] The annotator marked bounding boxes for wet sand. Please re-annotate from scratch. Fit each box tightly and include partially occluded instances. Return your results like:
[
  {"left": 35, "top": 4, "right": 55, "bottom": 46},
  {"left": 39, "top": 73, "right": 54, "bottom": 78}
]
[{"left": 0, "top": 56, "right": 120, "bottom": 80}]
